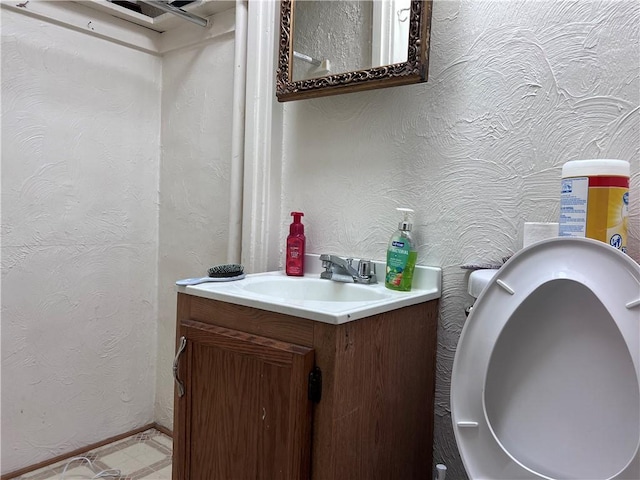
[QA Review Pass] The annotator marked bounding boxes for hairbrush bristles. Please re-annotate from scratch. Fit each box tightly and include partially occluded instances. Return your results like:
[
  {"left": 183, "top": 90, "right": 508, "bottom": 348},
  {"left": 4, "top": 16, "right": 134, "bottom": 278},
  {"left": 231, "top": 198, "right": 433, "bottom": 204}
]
[{"left": 208, "top": 263, "right": 244, "bottom": 278}]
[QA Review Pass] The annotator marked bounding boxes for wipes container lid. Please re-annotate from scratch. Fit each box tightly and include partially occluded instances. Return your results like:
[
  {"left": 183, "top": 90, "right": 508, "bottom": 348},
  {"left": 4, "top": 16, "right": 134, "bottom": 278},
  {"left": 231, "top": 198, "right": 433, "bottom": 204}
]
[{"left": 562, "top": 159, "right": 630, "bottom": 178}]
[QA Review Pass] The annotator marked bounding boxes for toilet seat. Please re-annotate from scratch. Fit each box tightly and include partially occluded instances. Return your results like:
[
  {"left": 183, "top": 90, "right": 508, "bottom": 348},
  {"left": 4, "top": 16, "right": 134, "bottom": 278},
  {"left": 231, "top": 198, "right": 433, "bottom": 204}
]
[{"left": 451, "top": 237, "right": 640, "bottom": 480}]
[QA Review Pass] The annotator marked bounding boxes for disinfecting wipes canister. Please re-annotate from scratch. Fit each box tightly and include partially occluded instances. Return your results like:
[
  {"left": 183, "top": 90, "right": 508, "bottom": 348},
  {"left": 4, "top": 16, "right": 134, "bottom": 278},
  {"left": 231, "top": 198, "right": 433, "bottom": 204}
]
[{"left": 559, "top": 159, "right": 630, "bottom": 252}]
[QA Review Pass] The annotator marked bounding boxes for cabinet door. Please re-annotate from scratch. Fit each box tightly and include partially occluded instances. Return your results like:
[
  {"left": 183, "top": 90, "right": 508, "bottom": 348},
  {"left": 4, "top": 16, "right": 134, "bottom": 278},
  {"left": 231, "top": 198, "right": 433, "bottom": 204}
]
[{"left": 173, "top": 319, "right": 314, "bottom": 480}]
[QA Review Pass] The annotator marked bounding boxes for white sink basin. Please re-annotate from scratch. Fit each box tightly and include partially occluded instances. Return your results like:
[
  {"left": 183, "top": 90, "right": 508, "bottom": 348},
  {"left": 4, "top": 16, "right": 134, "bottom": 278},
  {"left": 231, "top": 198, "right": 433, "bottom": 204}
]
[
  {"left": 239, "top": 276, "right": 391, "bottom": 302},
  {"left": 177, "top": 256, "right": 441, "bottom": 324}
]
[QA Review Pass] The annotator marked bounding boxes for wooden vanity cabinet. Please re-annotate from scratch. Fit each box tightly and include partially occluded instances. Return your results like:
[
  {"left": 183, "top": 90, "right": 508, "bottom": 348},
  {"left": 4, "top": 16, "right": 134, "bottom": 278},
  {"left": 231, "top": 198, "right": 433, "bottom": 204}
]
[{"left": 172, "top": 293, "right": 439, "bottom": 480}]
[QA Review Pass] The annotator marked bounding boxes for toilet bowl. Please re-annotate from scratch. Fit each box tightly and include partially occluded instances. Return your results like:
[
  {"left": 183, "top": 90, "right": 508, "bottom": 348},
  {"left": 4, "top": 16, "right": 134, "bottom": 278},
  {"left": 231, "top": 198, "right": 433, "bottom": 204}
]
[{"left": 451, "top": 237, "right": 640, "bottom": 479}]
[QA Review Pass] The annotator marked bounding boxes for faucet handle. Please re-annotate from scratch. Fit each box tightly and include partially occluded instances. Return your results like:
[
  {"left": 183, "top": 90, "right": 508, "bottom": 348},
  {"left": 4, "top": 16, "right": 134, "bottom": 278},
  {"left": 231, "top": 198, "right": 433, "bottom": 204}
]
[
  {"left": 358, "top": 260, "right": 375, "bottom": 278},
  {"left": 319, "top": 254, "right": 332, "bottom": 270}
]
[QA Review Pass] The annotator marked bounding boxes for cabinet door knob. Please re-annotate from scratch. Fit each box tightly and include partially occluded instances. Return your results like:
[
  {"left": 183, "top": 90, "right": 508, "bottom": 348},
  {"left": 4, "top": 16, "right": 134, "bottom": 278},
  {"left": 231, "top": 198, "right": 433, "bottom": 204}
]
[{"left": 173, "top": 336, "right": 188, "bottom": 397}]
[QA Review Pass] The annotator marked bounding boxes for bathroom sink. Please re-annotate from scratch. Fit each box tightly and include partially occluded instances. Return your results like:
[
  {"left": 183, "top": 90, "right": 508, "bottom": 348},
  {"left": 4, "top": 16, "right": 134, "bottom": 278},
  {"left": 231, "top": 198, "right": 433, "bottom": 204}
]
[
  {"left": 239, "top": 276, "right": 391, "bottom": 302},
  {"left": 176, "top": 255, "right": 441, "bottom": 324}
]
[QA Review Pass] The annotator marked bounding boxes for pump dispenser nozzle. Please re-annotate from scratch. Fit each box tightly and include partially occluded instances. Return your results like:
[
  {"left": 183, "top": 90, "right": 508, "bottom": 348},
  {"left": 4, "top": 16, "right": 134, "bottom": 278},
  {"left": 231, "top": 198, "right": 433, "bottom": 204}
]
[
  {"left": 397, "top": 207, "right": 414, "bottom": 232},
  {"left": 290, "top": 212, "right": 304, "bottom": 235}
]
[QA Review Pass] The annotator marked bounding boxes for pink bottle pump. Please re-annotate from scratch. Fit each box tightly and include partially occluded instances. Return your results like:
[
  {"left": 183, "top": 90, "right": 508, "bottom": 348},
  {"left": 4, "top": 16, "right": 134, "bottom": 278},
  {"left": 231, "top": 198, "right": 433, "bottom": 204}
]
[{"left": 286, "top": 212, "right": 305, "bottom": 276}]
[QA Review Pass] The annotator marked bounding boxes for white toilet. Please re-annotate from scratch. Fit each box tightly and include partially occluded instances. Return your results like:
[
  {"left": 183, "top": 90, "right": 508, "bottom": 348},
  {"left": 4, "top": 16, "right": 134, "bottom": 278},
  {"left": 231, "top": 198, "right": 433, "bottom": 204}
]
[{"left": 451, "top": 237, "right": 640, "bottom": 479}]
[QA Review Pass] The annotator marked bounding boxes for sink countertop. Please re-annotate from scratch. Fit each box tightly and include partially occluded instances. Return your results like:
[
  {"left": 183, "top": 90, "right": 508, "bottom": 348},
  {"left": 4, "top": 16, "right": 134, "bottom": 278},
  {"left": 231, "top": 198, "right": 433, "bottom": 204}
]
[{"left": 176, "top": 255, "right": 441, "bottom": 324}]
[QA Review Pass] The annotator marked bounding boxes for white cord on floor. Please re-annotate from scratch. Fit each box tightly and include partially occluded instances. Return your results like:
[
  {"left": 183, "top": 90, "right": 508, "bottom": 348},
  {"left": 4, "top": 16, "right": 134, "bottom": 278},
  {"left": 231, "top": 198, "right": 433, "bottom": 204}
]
[{"left": 59, "top": 456, "right": 121, "bottom": 479}]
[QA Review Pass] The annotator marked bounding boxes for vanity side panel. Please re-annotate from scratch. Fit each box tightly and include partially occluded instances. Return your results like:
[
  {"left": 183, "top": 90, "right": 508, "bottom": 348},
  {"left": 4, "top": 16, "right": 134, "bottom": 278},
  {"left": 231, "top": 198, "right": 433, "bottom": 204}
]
[{"left": 322, "top": 301, "right": 439, "bottom": 480}]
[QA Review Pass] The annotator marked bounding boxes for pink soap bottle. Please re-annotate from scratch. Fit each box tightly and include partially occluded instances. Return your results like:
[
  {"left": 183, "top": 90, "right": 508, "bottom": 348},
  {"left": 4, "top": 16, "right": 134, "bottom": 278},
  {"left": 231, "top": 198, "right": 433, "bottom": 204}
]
[{"left": 286, "top": 212, "right": 305, "bottom": 276}]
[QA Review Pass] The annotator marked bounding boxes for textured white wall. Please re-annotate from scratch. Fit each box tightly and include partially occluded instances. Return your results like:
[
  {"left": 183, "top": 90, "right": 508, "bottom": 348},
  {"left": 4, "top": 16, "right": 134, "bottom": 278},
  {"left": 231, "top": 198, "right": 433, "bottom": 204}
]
[
  {"left": 154, "top": 32, "right": 236, "bottom": 430},
  {"left": 3, "top": 0, "right": 638, "bottom": 476},
  {"left": 293, "top": 1, "right": 373, "bottom": 80},
  {"left": 1, "top": 9, "right": 161, "bottom": 475},
  {"left": 280, "top": 0, "right": 639, "bottom": 476}
]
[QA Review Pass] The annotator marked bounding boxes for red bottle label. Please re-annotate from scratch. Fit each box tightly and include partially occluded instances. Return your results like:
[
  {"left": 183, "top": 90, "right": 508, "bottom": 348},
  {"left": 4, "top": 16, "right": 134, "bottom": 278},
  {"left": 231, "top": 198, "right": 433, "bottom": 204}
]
[{"left": 286, "top": 238, "right": 304, "bottom": 276}]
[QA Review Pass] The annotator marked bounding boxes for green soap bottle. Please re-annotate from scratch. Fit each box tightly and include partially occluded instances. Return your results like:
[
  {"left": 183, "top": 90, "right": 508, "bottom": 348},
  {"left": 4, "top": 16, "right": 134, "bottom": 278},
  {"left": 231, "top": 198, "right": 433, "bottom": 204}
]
[{"left": 385, "top": 208, "right": 417, "bottom": 291}]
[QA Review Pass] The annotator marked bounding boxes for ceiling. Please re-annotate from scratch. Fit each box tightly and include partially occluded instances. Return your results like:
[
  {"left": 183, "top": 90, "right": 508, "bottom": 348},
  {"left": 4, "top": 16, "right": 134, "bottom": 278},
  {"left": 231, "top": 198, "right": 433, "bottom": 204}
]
[{"left": 78, "top": 0, "right": 235, "bottom": 32}]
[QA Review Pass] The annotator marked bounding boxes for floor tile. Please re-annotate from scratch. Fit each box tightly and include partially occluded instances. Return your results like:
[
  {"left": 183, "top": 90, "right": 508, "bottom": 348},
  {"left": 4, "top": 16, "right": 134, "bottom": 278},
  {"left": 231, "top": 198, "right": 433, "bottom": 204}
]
[
  {"left": 17, "top": 469, "right": 58, "bottom": 480},
  {"left": 120, "top": 443, "right": 166, "bottom": 463},
  {"left": 139, "top": 465, "right": 172, "bottom": 479},
  {"left": 8, "top": 428, "right": 172, "bottom": 480},
  {"left": 99, "top": 452, "right": 146, "bottom": 475},
  {"left": 57, "top": 465, "right": 97, "bottom": 479},
  {"left": 152, "top": 436, "right": 172, "bottom": 450}
]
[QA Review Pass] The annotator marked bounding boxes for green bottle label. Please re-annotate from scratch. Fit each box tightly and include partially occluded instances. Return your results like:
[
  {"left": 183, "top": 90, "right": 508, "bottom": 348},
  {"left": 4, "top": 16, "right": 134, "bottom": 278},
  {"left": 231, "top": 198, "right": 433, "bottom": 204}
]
[{"left": 386, "top": 241, "right": 417, "bottom": 291}]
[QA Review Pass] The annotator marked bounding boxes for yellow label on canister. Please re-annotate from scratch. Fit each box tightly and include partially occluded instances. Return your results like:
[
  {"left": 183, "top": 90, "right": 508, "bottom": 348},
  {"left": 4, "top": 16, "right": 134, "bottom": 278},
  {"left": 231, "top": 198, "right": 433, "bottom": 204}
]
[
  {"left": 586, "top": 185, "right": 628, "bottom": 250},
  {"left": 559, "top": 175, "right": 629, "bottom": 252}
]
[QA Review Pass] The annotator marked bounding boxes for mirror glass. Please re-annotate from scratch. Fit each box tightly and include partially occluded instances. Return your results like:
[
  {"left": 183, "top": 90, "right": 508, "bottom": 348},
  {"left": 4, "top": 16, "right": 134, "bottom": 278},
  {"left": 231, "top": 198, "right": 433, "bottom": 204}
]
[
  {"left": 277, "top": 0, "right": 432, "bottom": 102},
  {"left": 291, "top": 0, "right": 411, "bottom": 82}
]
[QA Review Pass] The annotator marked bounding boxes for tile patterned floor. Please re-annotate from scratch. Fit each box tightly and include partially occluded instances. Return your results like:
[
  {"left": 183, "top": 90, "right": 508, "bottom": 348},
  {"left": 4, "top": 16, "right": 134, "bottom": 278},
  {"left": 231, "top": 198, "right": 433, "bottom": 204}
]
[{"left": 11, "top": 428, "right": 172, "bottom": 480}]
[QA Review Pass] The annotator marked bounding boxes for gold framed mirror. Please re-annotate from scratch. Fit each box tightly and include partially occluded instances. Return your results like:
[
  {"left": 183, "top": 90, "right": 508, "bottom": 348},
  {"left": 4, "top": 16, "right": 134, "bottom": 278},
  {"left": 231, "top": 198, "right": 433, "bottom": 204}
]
[{"left": 276, "top": 0, "right": 432, "bottom": 102}]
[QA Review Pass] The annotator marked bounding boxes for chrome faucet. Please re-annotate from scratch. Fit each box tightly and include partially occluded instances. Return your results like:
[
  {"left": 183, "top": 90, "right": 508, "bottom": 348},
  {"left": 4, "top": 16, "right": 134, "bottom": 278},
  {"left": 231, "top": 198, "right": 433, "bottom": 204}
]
[{"left": 319, "top": 254, "right": 377, "bottom": 284}]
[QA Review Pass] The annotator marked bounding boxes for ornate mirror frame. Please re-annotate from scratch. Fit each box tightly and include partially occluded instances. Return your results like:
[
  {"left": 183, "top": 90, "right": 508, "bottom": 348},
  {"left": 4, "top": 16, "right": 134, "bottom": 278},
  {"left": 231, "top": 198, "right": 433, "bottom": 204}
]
[{"left": 276, "top": 0, "right": 432, "bottom": 102}]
